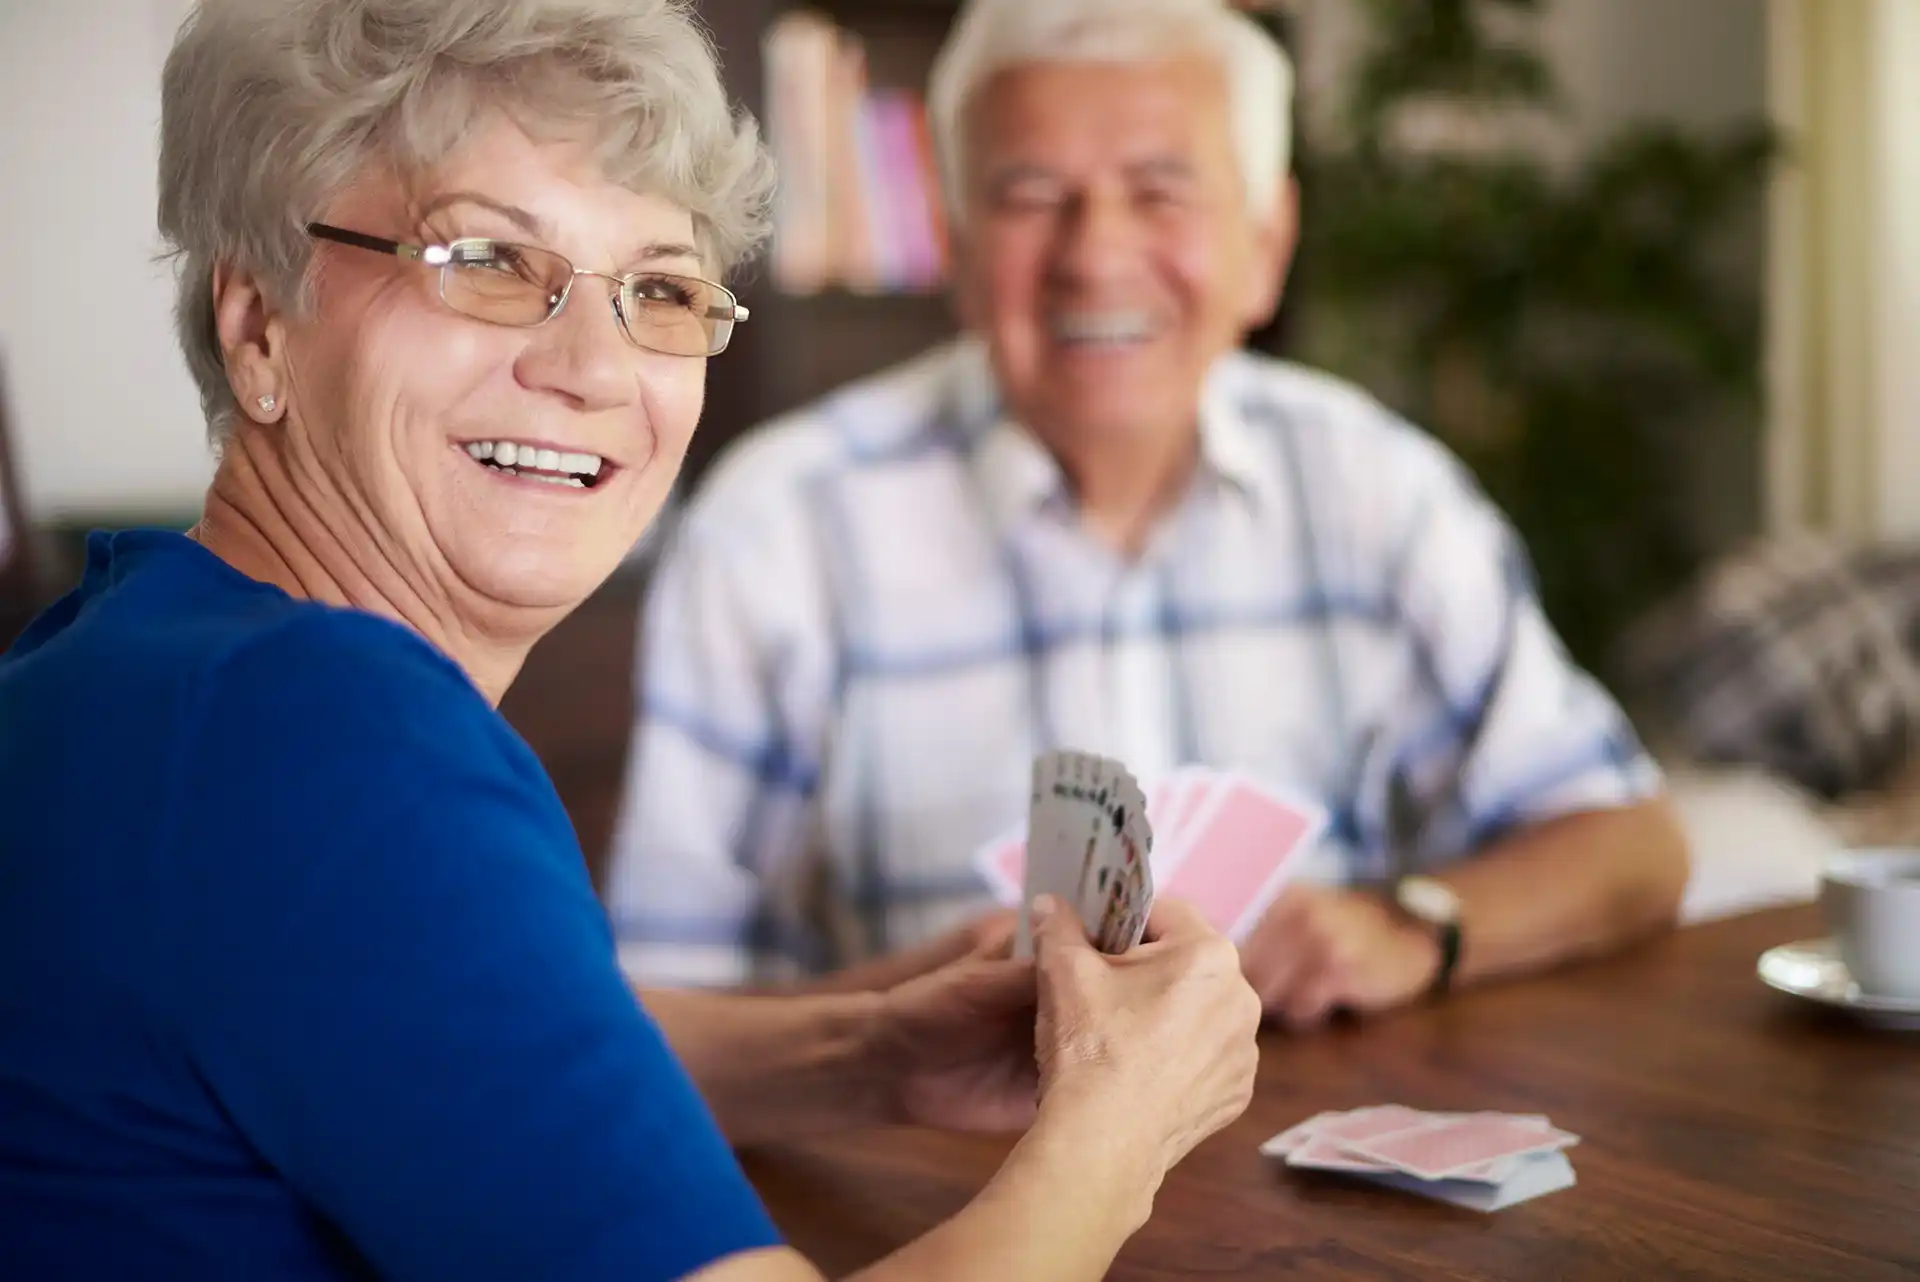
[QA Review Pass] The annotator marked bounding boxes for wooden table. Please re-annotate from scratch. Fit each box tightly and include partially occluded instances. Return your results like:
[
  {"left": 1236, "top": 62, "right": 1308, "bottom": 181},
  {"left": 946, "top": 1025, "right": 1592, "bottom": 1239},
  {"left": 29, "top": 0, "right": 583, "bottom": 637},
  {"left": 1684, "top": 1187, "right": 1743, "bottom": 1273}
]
[{"left": 742, "top": 906, "right": 1920, "bottom": 1279}]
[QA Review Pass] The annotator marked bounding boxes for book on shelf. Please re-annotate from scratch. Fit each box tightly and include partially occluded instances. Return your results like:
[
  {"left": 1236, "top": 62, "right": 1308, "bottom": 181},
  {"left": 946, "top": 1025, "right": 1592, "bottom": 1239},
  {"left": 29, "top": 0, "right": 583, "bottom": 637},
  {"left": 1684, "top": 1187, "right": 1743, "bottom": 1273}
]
[{"left": 764, "top": 10, "right": 950, "bottom": 296}]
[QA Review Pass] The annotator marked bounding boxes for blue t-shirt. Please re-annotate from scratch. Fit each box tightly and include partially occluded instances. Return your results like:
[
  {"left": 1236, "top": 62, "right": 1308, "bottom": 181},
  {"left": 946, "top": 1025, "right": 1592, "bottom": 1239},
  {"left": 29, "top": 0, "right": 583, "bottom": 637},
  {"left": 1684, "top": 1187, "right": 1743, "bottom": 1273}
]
[{"left": 0, "top": 530, "right": 781, "bottom": 1281}]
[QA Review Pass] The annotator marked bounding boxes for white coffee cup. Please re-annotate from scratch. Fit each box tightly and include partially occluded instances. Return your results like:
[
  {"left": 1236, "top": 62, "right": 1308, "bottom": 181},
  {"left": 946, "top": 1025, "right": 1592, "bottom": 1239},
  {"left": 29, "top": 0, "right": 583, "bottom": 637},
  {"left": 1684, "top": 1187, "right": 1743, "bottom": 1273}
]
[{"left": 1820, "top": 849, "right": 1920, "bottom": 999}]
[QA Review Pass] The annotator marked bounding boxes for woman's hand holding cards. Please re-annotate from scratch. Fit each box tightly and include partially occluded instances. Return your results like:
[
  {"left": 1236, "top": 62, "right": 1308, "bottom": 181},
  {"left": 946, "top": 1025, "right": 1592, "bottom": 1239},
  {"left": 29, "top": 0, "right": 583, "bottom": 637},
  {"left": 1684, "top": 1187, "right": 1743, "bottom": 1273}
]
[{"left": 1031, "top": 896, "right": 1263, "bottom": 1188}]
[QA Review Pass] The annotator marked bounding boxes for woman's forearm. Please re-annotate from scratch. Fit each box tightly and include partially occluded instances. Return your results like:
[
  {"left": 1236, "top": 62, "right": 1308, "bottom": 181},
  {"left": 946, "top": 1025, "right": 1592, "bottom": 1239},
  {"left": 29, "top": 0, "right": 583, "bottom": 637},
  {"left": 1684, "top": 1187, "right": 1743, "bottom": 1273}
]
[
  {"left": 852, "top": 1105, "right": 1152, "bottom": 1282},
  {"left": 641, "top": 987, "right": 891, "bottom": 1147},
  {"left": 644, "top": 986, "right": 1169, "bottom": 1280},
  {"left": 681, "top": 1102, "right": 1167, "bottom": 1282},
  {"left": 847, "top": 1099, "right": 1163, "bottom": 1282}
]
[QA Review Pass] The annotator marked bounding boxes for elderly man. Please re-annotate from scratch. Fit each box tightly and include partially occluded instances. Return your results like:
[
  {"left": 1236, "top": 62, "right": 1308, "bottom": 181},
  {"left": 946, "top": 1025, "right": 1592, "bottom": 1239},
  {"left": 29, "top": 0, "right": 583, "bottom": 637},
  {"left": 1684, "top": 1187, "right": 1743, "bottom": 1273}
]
[{"left": 608, "top": 0, "right": 1688, "bottom": 1022}]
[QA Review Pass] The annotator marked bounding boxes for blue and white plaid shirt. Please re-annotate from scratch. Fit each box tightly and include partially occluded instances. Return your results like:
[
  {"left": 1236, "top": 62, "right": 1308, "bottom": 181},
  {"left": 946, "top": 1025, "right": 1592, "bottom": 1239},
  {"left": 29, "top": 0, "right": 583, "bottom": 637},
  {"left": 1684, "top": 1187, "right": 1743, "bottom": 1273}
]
[{"left": 608, "top": 340, "right": 1660, "bottom": 985}]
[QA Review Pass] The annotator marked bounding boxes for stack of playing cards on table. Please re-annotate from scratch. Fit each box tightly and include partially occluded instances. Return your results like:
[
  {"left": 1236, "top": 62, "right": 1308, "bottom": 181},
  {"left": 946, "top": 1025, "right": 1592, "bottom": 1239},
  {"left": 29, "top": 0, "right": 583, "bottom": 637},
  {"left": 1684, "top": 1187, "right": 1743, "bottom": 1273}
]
[
  {"left": 978, "top": 761, "right": 1328, "bottom": 945},
  {"left": 1261, "top": 1106, "right": 1579, "bottom": 1212},
  {"left": 1012, "top": 750, "right": 1157, "bottom": 957}
]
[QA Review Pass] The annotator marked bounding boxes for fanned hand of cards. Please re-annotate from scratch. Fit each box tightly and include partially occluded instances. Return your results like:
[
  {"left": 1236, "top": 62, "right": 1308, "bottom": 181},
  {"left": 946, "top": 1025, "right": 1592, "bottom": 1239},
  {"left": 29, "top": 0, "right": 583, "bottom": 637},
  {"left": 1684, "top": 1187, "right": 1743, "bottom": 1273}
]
[
  {"left": 979, "top": 760, "right": 1329, "bottom": 947},
  {"left": 1013, "top": 750, "right": 1157, "bottom": 958},
  {"left": 1261, "top": 1106, "right": 1580, "bottom": 1213}
]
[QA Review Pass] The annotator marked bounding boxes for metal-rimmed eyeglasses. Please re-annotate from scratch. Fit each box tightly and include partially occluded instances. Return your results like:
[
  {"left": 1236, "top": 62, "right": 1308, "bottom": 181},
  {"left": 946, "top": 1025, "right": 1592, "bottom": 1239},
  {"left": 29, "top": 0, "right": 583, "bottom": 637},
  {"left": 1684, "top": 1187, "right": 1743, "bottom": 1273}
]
[{"left": 306, "top": 222, "right": 749, "bottom": 358}]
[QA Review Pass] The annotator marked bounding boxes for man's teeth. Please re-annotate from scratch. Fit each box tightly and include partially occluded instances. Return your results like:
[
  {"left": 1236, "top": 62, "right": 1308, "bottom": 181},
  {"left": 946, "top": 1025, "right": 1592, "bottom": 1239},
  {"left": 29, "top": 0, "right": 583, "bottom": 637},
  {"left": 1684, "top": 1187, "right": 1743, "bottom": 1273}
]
[
  {"left": 463, "top": 440, "right": 604, "bottom": 484},
  {"left": 1051, "top": 312, "right": 1155, "bottom": 345}
]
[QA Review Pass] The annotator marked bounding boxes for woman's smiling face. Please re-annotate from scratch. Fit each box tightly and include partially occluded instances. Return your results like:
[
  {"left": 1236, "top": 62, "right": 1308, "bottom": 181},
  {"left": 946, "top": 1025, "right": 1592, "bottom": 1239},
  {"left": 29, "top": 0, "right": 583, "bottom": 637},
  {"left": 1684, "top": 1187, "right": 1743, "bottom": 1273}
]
[{"left": 276, "top": 115, "right": 711, "bottom": 615}]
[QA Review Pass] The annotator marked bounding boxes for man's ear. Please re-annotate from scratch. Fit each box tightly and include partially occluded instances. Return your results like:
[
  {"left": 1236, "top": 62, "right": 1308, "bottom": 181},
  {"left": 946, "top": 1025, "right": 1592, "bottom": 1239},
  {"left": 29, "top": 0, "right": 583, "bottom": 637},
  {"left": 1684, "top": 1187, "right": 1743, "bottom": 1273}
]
[
  {"left": 1241, "top": 175, "right": 1300, "bottom": 331},
  {"left": 212, "top": 260, "right": 291, "bottom": 424}
]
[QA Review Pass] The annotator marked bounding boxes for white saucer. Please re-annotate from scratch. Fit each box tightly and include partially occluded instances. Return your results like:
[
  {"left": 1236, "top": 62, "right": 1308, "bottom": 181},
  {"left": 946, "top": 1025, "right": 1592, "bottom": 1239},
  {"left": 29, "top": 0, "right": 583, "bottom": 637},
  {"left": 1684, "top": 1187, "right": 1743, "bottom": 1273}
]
[{"left": 1757, "top": 938, "right": 1920, "bottom": 1031}]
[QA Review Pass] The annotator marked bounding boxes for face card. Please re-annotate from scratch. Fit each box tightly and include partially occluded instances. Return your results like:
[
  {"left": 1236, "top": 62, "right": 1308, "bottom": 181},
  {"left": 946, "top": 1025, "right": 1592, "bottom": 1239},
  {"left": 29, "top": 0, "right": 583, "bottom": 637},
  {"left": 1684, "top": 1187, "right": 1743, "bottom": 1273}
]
[
  {"left": 1085, "top": 810, "right": 1152, "bottom": 953},
  {"left": 1019, "top": 751, "right": 1114, "bottom": 955},
  {"left": 1016, "top": 751, "right": 1154, "bottom": 956},
  {"left": 1346, "top": 1116, "right": 1578, "bottom": 1183},
  {"left": 1072, "top": 755, "right": 1150, "bottom": 952}
]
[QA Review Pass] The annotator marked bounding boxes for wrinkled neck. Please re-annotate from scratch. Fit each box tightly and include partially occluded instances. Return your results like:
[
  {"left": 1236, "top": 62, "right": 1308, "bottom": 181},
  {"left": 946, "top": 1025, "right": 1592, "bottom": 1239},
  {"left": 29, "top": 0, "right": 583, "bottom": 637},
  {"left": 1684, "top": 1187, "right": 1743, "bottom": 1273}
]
[{"left": 191, "top": 427, "right": 528, "bottom": 705}]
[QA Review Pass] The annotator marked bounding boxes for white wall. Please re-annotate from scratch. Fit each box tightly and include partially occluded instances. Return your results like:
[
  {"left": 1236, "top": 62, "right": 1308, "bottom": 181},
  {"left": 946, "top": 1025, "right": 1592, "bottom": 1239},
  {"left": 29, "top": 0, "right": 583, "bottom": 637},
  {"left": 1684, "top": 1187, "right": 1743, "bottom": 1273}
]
[{"left": 0, "top": 0, "right": 211, "bottom": 521}]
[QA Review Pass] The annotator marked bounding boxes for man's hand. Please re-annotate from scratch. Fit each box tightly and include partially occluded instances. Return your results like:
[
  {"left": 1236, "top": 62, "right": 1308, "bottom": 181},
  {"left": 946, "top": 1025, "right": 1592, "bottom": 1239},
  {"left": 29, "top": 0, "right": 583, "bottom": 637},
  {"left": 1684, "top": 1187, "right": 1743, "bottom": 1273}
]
[
  {"left": 1237, "top": 884, "right": 1439, "bottom": 1028},
  {"left": 877, "top": 932, "right": 1038, "bottom": 1133}
]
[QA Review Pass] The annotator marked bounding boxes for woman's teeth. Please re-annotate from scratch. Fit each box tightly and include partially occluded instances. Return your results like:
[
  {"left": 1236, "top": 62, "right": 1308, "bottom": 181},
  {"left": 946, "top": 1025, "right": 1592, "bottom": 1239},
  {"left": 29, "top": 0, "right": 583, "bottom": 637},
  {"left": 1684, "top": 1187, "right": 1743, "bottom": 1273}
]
[{"left": 463, "top": 440, "right": 605, "bottom": 488}]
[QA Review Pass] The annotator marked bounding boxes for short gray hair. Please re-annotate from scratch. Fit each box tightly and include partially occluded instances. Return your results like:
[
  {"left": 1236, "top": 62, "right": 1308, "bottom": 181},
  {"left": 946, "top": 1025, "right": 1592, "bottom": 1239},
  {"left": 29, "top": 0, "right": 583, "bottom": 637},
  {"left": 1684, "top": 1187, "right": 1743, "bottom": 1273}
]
[
  {"left": 159, "top": 0, "right": 773, "bottom": 440},
  {"left": 927, "top": 0, "right": 1293, "bottom": 223}
]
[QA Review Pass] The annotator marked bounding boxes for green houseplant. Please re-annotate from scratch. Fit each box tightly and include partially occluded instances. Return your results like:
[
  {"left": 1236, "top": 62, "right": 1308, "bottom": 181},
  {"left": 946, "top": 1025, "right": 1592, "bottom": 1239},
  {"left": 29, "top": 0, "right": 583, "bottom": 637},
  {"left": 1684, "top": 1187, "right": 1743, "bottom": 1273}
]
[{"left": 1277, "top": 0, "right": 1775, "bottom": 675}]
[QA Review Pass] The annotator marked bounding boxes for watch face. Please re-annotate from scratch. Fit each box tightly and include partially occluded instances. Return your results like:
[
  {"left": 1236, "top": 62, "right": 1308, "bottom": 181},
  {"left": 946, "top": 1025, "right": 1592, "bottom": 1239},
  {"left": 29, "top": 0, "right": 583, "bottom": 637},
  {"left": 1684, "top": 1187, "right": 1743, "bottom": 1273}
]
[{"left": 1398, "top": 875, "right": 1461, "bottom": 925}]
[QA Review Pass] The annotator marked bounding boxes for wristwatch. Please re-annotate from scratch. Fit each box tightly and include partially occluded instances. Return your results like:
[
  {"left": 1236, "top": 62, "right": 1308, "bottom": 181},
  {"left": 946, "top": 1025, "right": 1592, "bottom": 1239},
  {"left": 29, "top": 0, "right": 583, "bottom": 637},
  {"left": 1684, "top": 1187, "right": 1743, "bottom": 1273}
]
[{"left": 1393, "top": 874, "right": 1463, "bottom": 999}]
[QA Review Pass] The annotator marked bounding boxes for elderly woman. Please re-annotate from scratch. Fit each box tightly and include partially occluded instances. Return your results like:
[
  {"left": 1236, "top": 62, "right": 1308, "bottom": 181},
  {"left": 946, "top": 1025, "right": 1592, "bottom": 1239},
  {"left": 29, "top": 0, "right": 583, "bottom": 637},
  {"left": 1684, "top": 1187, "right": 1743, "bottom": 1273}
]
[{"left": 0, "top": 0, "right": 1263, "bottom": 1279}]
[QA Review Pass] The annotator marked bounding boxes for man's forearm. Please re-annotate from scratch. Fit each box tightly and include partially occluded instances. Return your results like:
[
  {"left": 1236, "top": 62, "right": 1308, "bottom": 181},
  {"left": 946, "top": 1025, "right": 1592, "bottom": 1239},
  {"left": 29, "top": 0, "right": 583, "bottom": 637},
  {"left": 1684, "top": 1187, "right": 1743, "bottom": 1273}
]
[
  {"left": 641, "top": 987, "right": 892, "bottom": 1147},
  {"left": 1442, "top": 797, "right": 1689, "bottom": 987}
]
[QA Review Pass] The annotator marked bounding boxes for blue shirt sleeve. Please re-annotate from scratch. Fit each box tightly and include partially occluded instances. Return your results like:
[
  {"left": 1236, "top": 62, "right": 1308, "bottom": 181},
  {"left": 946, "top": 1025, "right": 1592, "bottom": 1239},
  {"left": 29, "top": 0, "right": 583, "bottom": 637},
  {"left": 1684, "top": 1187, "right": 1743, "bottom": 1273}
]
[{"left": 152, "top": 611, "right": 782, "bottom": 1282}]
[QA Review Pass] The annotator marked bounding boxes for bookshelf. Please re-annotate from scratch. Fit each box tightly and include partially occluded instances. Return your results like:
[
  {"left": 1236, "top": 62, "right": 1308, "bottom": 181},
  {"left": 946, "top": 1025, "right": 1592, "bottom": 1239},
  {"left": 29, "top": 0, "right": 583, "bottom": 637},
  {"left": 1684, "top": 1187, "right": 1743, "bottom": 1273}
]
[
  {"left": 689, "top": 1, "right": 1296, "bottom": 491},
  {"left": 687, "top": 0, "right": 957, "bottom": 489}
]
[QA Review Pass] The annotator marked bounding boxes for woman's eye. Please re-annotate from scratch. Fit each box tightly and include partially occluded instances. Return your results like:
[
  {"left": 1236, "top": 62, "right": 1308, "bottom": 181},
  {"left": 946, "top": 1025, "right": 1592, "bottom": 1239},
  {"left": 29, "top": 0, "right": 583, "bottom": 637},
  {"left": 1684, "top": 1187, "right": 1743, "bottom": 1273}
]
[
  {"left": 453, "top": 244, "right": 535, "bottom": 280},
  {"left": 634, "top": 276, "right": 696, "bottom": 307}
]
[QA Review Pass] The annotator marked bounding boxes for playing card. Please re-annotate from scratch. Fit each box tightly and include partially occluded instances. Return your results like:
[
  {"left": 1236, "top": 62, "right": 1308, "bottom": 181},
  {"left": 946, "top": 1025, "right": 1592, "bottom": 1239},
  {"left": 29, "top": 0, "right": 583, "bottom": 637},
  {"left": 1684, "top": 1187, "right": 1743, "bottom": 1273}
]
[
  {"left": 1150, "top": 767, "right": 1216, "bottom": 839},
  {"left": 1258, "top": 1111, "right": 1338, "bottom": 1159},
  {"left": 1309, "top": 1104, "right": 1432, "bottom": 1144},
  {"left": 1285, "top": 1133, "right": 1398, "bottom": 1173},
  {"left": 1158, "top": 776, "right": 1328, "bottom": 940},
  {"left": 1145, "top": 766, "right": 1222, "bottom": 873},
  {"left": 1073, "top": 756, "right": 1153, "bottom": 953},
  {"left": 1087, "top": 799, "right": 1153, "bottom": 953},
  {"left": 1017, "top": 753, "right": 1097, "bottom": 957},
  {"left": 1359, "top": 1151, "right": 1577, "bottom": 1212},
  {"left": 971, "top": 827, "right": 1025, "bottom": 903},
  {"left": 1262, "top": 1106, "right": 1578, "bottom": 1212},
  {"left": 1016, "top": 751, "right": 1154, "bottom": 957},
  {"left": 1345, "top": 1115, "right": 1579, "bottom": 1182}
]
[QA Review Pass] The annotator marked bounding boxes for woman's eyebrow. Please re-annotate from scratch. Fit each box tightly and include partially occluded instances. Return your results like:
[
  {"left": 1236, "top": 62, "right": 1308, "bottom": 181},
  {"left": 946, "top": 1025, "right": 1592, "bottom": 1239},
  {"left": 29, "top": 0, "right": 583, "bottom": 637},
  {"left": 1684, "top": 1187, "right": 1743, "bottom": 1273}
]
[
  {"left": 420, "top": 192, "right": 700, "bottom": 268},
  {"left": 418, "top": 191, "right": 550, "bottom": 240},
  {"left": 627, "top": 242, "right": 702, "bottom": 271}
]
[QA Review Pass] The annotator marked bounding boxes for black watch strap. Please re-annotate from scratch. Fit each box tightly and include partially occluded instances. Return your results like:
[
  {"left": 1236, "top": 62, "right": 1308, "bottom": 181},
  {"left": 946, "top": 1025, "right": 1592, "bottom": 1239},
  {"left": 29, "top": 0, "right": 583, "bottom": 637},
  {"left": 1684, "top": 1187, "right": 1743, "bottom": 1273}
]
[{"left": 1427, "top": 918, "right": 1462, "bottom": 999}]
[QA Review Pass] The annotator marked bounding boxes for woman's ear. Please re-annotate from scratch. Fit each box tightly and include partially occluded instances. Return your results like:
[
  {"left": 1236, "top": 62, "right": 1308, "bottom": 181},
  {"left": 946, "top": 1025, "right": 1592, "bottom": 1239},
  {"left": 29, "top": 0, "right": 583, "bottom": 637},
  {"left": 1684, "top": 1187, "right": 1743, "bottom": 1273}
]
[
  {"left": 212, "top": 260, "right": 291, "bottom": 424},
  {"left": 1241, "top": 175, "right": 1300, "bottom": 331}
]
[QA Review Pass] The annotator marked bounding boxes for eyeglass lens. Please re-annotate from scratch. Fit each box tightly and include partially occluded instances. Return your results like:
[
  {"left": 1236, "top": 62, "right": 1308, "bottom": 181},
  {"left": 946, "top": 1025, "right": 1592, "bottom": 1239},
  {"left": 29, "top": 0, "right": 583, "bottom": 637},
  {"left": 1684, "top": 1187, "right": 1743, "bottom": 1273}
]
[{"left": 438, "top": 240, "right": 734, "bottom": 357}]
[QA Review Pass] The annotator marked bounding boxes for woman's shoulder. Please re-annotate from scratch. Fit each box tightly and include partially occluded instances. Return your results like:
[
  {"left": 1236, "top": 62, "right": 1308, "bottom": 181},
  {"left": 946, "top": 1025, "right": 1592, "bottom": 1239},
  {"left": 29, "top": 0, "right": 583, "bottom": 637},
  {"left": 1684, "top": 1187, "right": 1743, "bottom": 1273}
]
[{"left": 194, "top": 606, "right": 509, "bottom": 768}]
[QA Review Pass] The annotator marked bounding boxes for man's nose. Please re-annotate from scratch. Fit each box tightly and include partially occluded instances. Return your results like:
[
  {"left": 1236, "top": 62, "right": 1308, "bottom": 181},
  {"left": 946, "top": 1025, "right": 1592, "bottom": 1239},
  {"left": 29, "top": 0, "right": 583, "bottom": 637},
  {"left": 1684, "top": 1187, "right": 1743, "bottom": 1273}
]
[{"left": 1050, "top": 187, "right": 1147, "bottom": 284}]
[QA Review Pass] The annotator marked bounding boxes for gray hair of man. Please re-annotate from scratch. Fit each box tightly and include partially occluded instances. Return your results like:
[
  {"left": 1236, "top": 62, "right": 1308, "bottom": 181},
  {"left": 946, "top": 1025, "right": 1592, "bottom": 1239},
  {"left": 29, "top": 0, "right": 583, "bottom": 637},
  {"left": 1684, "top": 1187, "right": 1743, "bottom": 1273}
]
[
  {"left": 158, "top": 0, "right": 774, "bottom": 442},
  {"left": 927, "top": 0, "right": 1295, "bottom": 224}
]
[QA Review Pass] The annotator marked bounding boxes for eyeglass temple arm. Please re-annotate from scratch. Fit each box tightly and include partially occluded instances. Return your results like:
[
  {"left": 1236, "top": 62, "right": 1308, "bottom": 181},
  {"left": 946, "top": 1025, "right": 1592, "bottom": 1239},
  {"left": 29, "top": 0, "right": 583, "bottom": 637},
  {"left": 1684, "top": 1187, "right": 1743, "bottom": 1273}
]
[{"left": 306, "top": 223, "right": 439, "bottom": 263}]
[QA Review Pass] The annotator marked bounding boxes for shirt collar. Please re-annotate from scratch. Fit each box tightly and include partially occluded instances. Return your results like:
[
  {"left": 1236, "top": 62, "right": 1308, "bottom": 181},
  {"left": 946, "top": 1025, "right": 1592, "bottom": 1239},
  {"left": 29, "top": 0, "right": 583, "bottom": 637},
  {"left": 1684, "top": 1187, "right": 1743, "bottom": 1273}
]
[{"left": 959, "top": 346, "right": 1280, "bottom": 534}]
